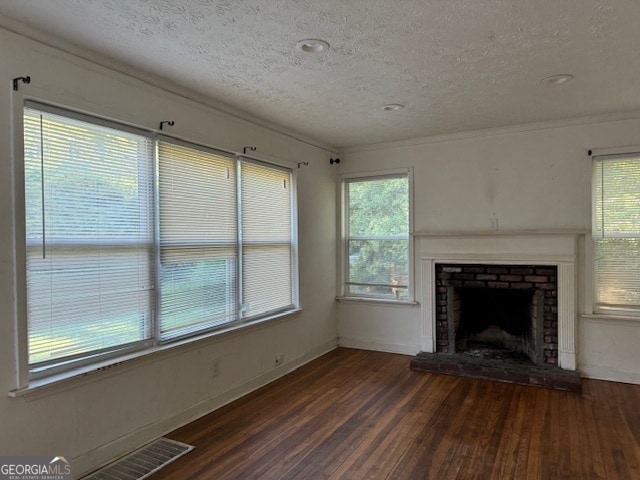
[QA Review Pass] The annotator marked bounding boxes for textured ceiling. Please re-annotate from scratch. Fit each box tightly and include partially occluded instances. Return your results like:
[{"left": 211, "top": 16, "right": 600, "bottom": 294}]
[{"left": 1, "top": 0, "right": 640, "bottom": 148}]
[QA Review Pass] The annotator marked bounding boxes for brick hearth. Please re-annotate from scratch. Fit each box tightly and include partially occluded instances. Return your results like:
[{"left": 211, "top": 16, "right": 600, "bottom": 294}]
[{"left": 410, "top": 351, "right": 581, "bottom": 392}]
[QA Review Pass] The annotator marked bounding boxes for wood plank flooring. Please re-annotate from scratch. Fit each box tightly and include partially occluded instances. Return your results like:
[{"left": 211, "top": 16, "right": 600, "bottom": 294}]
[{"left": 153, "top": 348, "right": 640, "bottom": 480}]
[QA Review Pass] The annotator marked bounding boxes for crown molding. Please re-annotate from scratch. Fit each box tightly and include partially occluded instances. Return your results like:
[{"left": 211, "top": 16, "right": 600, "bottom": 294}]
[
  {"left": 342, "top": 110, "right": 640, "bottom": 155},
  {"left": 0, "top": 18, "right": 337, "bottom": 154}
]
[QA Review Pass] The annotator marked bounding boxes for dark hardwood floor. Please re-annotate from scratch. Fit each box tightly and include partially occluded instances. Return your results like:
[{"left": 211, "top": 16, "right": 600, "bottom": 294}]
[{"left": 153, "top": 348, "right": 640, "bottom": 480}]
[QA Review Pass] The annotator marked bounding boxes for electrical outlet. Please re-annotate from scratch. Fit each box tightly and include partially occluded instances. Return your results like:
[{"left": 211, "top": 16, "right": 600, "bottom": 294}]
[
  {"left": 212, "top": 358, "right": 219, "bottom": 378},
  {"left": 274, "top": 353, "right": 284, "bottom": 367},
  {"left": 490, "top": 217, "right": 499, "bottom": 230}
]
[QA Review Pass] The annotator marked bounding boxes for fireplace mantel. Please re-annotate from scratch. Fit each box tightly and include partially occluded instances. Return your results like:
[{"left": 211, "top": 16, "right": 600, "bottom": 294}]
[{"left": 417, "top": 231, "right": 584, "bottom": 370}]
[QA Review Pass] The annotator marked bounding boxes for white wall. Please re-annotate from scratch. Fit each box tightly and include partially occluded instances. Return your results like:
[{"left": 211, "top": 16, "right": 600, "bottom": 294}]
[
  {"left": 0, "top": 27, "right": 337, "bottom": 476},
  {"left": 338, "top": 119, "right": 640, "bottom": 384}
]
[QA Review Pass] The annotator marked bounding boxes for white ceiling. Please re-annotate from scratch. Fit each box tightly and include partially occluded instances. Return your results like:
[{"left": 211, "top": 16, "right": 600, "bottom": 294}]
[{"left": 1, "top": 0, "right": 639, "bottom": 149}]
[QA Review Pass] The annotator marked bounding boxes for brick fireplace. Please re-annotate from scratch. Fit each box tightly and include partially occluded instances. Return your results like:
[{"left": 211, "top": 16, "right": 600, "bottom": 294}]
[
  {"left": 435, "top": 263, "right": 558, "bottom": 365},
  {"left": 418, "top": 232, "right": 582, "bottom": 371}
]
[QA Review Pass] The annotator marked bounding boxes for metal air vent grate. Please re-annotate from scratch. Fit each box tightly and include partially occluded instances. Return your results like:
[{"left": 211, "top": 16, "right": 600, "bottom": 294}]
[{"left": 83, "top": 437, "right": 194, "bottom": 480}]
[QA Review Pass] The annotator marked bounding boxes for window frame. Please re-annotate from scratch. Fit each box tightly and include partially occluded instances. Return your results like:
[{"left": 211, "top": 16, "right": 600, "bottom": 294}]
[
  {"left": 14, "top": 99, "right": 300, "bottom": 389},
  {"left": 23, "top": 101, "right": 158, "bottom": 380},
  {"left": 339, "top": 168, "right": 414, "bottom": 303},
  {"left": 591, "top": 149, "right": 640, "bottom": 318}
]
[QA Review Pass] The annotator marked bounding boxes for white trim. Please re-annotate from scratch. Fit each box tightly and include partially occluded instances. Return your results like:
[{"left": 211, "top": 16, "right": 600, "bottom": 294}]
[
  {"left": 340, "top": 167, "right": 411, "bottom": 181},
  {"left": 14, "top": 103, "right": 301, "bottom": 386},
  {"left": 338, "top": 167, "right": 414, "bottom": 301},
  {"left": 579, "top": 364, "right": 640, "bottom": 385},
  {"left": 421, "top": 252, "right": 576, "bottom": 264},
  {"left": 290, "top": 167, "right": 301, "bottom": 311},
  {"left": 0, "top": 20, "right": 337, "bottom": 154},
  {"left": 407, "top": 167, "right": 415, "bottom": 302},
  {"left": 588, "top": 145, "right": 640, "bottom": 158},
  {"left": 581, "top": 314, "right": 640, "bottom": 326},
  {"left": 9, "top": 308, "right": 303, "bottom": 398},
  {"left": 420, "top": 259, "right": 435, "bottom": 353},
  {"left": 338, "top": 337, "right": 418, "bottom": 356},
  {"left": 558, "top": 262, "right": 578, "bottom": 370},
  {"left": 11, "top": 88, "right": 29, "bottom": 391},
  {"left": 342, "top": 111, "right": 640, "bottom": 154},
  {"left": 416, "top": 232, "right": 582, "bottom": 371},
  {"left": 413, "top": 229, "right": 587, "bottom": 237},
  {"left": 335, "top": 296, "right": 418, "bottom": 307},
  {"left": 337, "top": 173, "right": 346, "bottom": 297}
]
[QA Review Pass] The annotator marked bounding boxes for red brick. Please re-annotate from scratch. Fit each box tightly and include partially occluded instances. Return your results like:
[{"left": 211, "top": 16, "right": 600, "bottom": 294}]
[
  {"left": 500, "top": 274, "right": 523, "bottom": 282},
  {"left": 511, "top": 282, "right": 533, "bottom": 289},
  {"left": 511, "top": 267, "right": 535, "bottom": 275},
  {"left": 536, "top": 268, "right": 557, "bottom": 275},
  {"left": 525, "top": 275, "right": 549, "bottom": 282},
  {"left": 476, "top": 274, "right": 498, "bottom": 281},
  {"left": 463, "top": 267, "right": 486, "bottom": 273},
  {"left": 453, "top": 273, "right": 475, "bottom": 280},
  {"left": 441, "top": 266, "right": 462, "bottom": 273},
  {"left": 487, "top": 267, "right": 509, "bottom": 274}
]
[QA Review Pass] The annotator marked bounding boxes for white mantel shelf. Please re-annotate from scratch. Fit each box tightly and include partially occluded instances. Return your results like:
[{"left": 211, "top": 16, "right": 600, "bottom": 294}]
[
  {"left": 412, "top": 230, "right": 587, "bottom": 237},
  {"left": 418, "top": 231, "right": 584, "bottom": 371}
]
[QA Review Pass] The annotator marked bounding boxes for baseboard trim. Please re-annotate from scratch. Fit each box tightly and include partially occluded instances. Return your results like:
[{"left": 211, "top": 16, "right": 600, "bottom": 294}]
[
  {"left": 338, "top": 337, "right": 418, "bottom": 356},
  {"left": 74, "top": 339, "right": 338, "bottom": 478},
  {"left": 579, "top": 364, "right": 640, "bottom": 385}
]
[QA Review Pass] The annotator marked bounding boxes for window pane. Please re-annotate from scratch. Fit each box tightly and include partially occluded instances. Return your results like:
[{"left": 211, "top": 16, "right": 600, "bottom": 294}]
[
  {"left": 593, "top": 154, "right": 640, "bottom": 312},
  {"left": 241, "top": 161, "right": 294, "bottom": 317},
  {"left": 347, "top": 176, "right": 408, "bottom": 237},
  {"left": 160, "top": 246, "right": 236, "bottom": 338},
  {"left": 593, "top": 155, "right": 640, "bottom": 237},
  {"left": 594, "top": 238, "right": 640, "bottom": 307},
  {"left": 242, "top": 245, "right": 292, "bottom": 317},
  {"left": 345, "top": 174, "right": 409, "bottom": 299},
  {"left": 158, "top": 141, "right": 238, "bottom": 340},
  {"left": 24, "top": 107, "right": 154, "bottom": 368},
  {"left": 347, "top": 239, "right": 408, "bottom": 299}
]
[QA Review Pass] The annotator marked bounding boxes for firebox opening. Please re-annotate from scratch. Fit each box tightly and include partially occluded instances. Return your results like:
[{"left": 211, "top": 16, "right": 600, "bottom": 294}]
[{"left": 450, "top": 287, "right": 544, "bottom": 363}]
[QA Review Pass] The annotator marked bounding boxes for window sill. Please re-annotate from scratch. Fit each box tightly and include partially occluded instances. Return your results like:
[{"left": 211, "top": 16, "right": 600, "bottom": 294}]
[
  {"left": 581, "top": 313, "right": 640, "bottom": 326},
  {"left": 336, "top": 296, "right": 419, "bottom": 307},
  {"left": 9, "top": 308, "right": 302, "bottom": 399}
]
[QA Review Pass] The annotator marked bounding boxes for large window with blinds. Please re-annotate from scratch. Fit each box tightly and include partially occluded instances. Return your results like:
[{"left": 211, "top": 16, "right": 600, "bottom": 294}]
[
  {"left": 342, "top": 170, "right": 411, "bottom": 301},
  {"left": 22, "top": 103, "right": 297, "bottom": 379},
  {"left": 592, "top": 152, "right": 640, "bottom": 315}
]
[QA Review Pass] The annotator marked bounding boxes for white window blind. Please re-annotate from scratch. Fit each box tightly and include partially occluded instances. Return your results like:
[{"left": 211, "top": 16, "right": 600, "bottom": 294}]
[
  {"left": 158, "top": 140, "right": 238, "bottom": 340},
  {"left": 24, "top": 104, "right": 155, "bottom": 374},
  {"left": 344, "top": 173, "right": 409, "bottom": 300},
  {"left": 240, "top": 160, "right": 294, "bottom": 318},
  {"left": 22, "top": 103, "right": 298, "bottom": 380},
  {"left": 593, "top": 153, "right": 640, "bottom": 312}
]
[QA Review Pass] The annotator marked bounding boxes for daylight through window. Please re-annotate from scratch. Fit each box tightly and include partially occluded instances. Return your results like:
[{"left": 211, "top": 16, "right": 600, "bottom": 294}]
[
  {"left": 23, "top": 103, "right": 297, "bottom": 378},
  {"left": 343, "top": 172, "right": 410, "bottom": 300},
  {"left": 592, "top": 152, "right": 640, "bottom": 314}
]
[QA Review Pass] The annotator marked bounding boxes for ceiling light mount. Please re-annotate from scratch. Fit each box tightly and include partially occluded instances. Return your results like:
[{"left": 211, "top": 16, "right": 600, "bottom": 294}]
[
  {"left": 296, "top": 39, "right": 330, "bottom": 53},
  {"left": 382, "top": 104, "right": 405, "bottom": 111},
  {"left": 540, "top": 74, "right": 574, "bottom": 86}
]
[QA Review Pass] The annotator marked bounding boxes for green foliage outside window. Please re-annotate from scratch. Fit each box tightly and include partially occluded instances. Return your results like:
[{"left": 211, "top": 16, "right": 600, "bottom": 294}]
[{"left": 346, "top": 175, "right": 409, "bottom": 299}]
